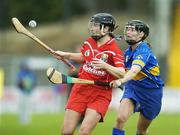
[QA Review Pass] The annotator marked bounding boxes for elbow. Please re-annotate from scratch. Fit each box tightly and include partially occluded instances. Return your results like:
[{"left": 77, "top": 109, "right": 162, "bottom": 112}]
[
  {"left": 131, "top": 70, "right": 139, "bottom": 79},
  {"left": 132, "top": 69, "right": 139, "bottom": 75}
]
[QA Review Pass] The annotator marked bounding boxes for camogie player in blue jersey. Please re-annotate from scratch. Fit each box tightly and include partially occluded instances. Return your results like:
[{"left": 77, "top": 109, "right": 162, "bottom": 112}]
[{"left": 110, "top": 20, "right": 164, "bottom": 135}]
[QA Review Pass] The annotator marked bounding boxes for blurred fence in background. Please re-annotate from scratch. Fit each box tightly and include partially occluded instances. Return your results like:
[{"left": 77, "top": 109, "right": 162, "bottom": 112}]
[{"left": 1, "top": 87, "right": 180, "bottom": 114}]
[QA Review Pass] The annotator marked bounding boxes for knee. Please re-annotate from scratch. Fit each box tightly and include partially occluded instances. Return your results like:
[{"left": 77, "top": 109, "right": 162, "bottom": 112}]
[
  {"left": 78, "top": 126, "right": 90, "bottom": 135},
  {"left": 116, "top": 114, "right": 128, "bottom": 124}
]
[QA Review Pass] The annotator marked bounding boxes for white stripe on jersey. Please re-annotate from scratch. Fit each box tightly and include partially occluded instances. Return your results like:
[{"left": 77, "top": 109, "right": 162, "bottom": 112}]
[
  {"left": 106, "top": 38, "right": 115, "bottom": 45},
  {"left": 114, "top": 57, "right": 124, "bottom": 61},
  {"left": 115, "top": 62, "right": 124, "bottom": 65},
  {"left": 84, "top": 41, "right": 94, "bottom": 57},
  {"left": 95, "top": 51, "right": 116, "bottom": 57},
  {"left": 116, "top": 54, "right": 124, "bottom": 58}
]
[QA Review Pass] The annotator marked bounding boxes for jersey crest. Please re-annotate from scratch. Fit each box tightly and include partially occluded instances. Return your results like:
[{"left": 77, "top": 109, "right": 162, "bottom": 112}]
[
  {"left": 84, "top": 50, "right": 90, "bottom": 56},
  {"left": 136, "top": 55, "right": 143, "bottom": 60}
]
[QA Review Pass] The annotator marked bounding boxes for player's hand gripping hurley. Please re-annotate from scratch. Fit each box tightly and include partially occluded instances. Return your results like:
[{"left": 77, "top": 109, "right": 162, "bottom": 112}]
[
  {"left": 46, "top": 67, "right": 123, "bottom": 90},
  {"left": 47, "top": 67, "right": 110, "bottom": 86},
  {"left": 11, "top": 17, "right": 76, "bottom": 71}
]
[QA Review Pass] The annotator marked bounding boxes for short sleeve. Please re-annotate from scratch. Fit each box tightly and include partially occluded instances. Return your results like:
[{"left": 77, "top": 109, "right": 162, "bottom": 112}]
[{"left": 113, "top": 50, "right": 125, "bottom": 68}]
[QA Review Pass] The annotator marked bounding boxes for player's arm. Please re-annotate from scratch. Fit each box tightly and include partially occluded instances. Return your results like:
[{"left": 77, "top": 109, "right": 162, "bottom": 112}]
[
  {"left": 92, "top": 58, "right": 125, "bottom": 78},
  {"left": 120, "top": 65, "right": 141, "bottom": 83},
  {"left": 103, "top": 64, "right": 125, "bottom": 78},
  {"left": 53, "top": 51, "right": 84, "bottom": 63},
  {"left": 110, "top": 64, "right": 142, "bottom": 87}
]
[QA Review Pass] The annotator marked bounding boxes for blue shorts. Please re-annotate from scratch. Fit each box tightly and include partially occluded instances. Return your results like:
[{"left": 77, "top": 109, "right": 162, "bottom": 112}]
[{"left": 122, "top": 82, "right": 163, "bottom": 120}]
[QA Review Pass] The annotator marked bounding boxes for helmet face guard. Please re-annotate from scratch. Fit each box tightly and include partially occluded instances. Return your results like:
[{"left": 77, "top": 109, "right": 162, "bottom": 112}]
[
  {"left": 124, "top": 25, "right": 139, "bottom": 45},
  {"left": 88, "top": 13, "right": 116, "bottom": 40},
  {"left": 124, "top": 20, "right": 149, "bottom": 45},
  {"left": 88, "top": 21, "right": 102, "bottom": 40}
]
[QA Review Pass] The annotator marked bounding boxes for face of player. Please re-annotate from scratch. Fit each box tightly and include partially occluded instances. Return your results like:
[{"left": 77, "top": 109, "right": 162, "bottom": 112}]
[
  {"left": 88, "top": 21, "right": 102, "bottom": 37},
  {"left": 124, "top": 25, "right": 144, "bottom": 45},
  {"left": 88, "top": 21, "right": 109, "bottom": 40}
]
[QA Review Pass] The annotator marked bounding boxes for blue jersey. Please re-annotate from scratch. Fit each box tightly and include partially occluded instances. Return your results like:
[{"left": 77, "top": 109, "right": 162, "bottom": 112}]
[
  {"left": 123, "top": 41, "right": 163, "bottom": 120},
  {"left": 124, "top": 41, "right": 164, "bottom": 89}
]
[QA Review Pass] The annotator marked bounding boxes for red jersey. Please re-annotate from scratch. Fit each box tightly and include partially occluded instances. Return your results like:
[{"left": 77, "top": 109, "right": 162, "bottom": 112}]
[
  {"left": 78, "top": 37, "right": 124, "bottom": 90},
  {"left": 66, "top": 37, "right": 124, "bottom": 120}
]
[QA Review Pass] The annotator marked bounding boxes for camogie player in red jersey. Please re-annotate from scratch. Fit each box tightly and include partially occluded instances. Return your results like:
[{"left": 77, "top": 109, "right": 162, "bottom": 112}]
[{"left": 53, "top": 13, "right": 125, "bottom": 135}]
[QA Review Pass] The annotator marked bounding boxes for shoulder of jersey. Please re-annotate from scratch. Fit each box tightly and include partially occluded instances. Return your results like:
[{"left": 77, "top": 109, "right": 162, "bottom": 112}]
[{"left": 138, "top": 42, "right": 150, "bottom": 53}]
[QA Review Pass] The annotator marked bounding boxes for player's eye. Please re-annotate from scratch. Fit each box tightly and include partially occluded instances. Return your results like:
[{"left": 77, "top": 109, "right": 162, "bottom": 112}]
[
  {"left": 124, "top": 26, "right": 136, "bottom": 33},
  {"left": 88, "top": 22, "right": 100, "bottom": 28}
]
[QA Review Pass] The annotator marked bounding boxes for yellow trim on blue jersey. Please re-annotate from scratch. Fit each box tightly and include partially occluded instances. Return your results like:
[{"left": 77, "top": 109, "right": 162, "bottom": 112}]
[
  {"left": 133, "top": 71, "right": 148, "bottom": 80},
  {"left": 132, "top": 60, "right": 145, "bottom": 68},
  {"left": 126, "top": 69, "right": 148, "bottom": 80},
  {"left": 149, "top": 66, "right": 160, "bottom": 76}
]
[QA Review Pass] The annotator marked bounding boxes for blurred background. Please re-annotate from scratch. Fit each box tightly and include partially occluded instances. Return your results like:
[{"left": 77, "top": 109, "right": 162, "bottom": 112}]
[{"left": 0, "top": 0, "right": 180, "bottom": 135}]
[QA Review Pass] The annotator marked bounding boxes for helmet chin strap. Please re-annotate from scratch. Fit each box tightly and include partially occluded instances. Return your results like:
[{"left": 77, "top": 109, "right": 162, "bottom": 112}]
[
  {"left": 125, "top": 34, "right": 143, "bottom": 45},
  {"left": 125, "top": 31, "right": 145, "bottom": 45},
  {"left": 126, "top": 39, "right": 142, "bottom": 45},
  {"left": 91, "top": 35, "right": 103, "bottom": 41},
  {"left": 126, "top": 40, "right": 138, "bottom": 45}
]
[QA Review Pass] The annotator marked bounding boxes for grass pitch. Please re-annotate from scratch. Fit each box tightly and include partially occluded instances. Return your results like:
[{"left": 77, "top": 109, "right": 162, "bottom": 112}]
[{"left": 0, "top": 111, "right": 180, "bottom": 135}]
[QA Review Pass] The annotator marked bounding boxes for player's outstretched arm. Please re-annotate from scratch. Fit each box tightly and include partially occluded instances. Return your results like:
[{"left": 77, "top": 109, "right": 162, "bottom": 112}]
[
  {"left": 110, "top": 64, "right": 141, "bottom": 87},
  {"left": 53, "top": 51, "right": 84, "bottom": 63}
]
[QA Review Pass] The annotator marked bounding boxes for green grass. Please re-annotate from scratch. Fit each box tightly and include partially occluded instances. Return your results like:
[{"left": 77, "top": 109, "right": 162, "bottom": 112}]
[{"left": 0, "top": 111, "right": 180, "bottom": 135}]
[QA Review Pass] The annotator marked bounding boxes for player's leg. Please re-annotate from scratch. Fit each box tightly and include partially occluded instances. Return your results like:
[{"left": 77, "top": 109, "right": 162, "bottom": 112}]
[
  {"left": 61, "top": 109, "right": 82, "bottom": 135},
  {"left": 112, "top": 98, "right": 134, "bottom": 135},
  {"left": 135, "top": 87, "right": 163, "bottom": 135},
  {"left": 78, "top": 108, "right": 101, "bottom": 135},
  {"left": 116, "top": 98, "right": 134, "bottom": 128},
  {"left": 136, "top": 112, "right": 152, "bottom": 135}
]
